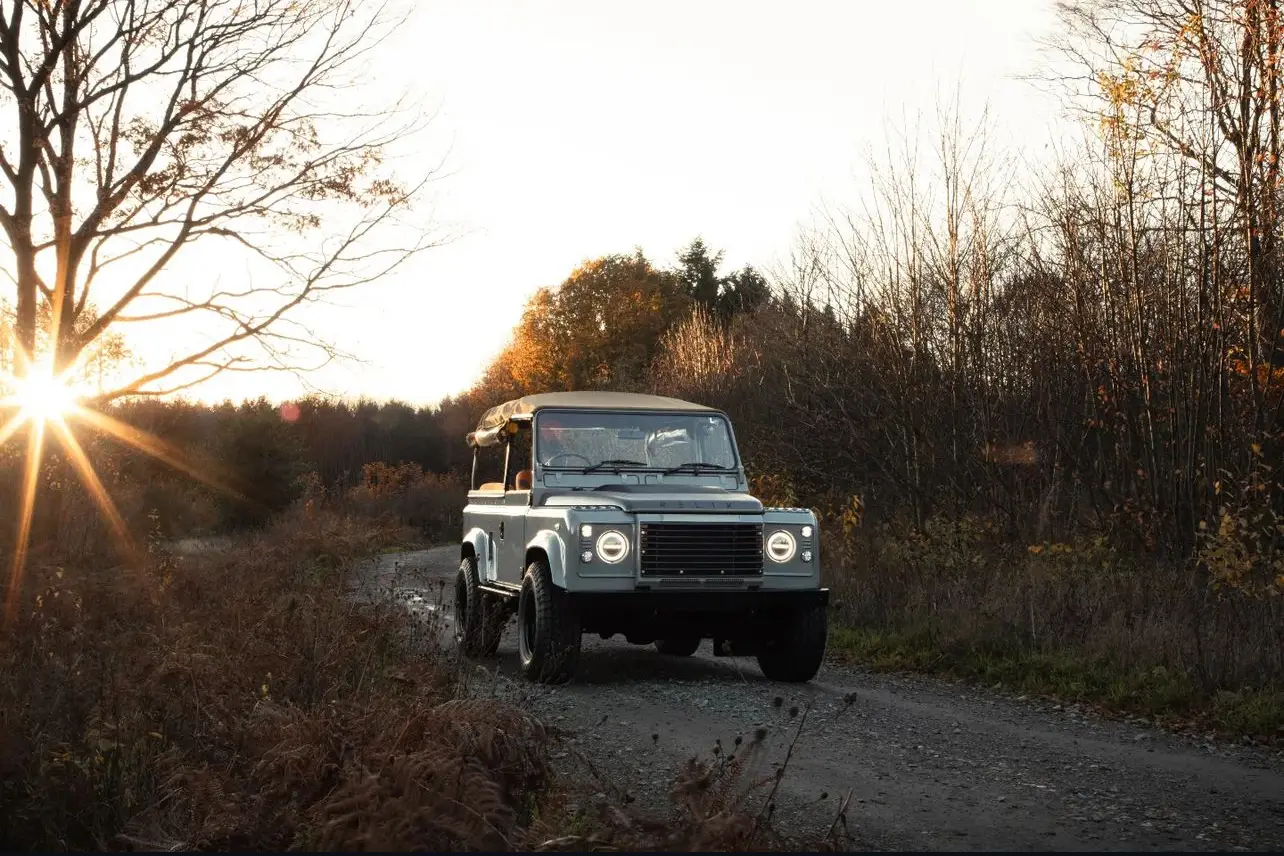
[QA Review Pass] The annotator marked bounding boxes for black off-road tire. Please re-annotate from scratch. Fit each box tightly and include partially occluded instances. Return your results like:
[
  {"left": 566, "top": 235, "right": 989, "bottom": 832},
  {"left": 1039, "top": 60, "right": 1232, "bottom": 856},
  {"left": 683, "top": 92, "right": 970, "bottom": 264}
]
[
  {"left": 516, "top": 558, "right": 581, "bottom": 684},
  {"left": 654, "top": 637, "right": 701, "bottom": 657},
  {"left": 756, "top": 603, "right": 827, "bottom": 682},
  {"left": 479, "top": 593, "right": 506, "bottom": 656},
  {"left": 455, "top": 556, "right": 502, "bottom": 657}
]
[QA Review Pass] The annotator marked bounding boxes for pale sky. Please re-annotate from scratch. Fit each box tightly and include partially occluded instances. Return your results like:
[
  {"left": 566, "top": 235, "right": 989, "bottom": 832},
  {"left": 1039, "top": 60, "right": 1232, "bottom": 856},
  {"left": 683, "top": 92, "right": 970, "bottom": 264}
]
[{"left": 174, "top": 0, "right": 1067, "bottom": 406}]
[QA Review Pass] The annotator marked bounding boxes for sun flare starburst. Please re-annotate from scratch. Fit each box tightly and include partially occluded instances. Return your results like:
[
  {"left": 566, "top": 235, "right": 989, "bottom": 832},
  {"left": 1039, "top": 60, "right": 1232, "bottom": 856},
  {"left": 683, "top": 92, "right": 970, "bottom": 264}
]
[
  {"left": 1, "top": 343, "right": 235, "bottom": 626},
  {"left": 9, "top": 368, "right": 81, "bottom": 423}
]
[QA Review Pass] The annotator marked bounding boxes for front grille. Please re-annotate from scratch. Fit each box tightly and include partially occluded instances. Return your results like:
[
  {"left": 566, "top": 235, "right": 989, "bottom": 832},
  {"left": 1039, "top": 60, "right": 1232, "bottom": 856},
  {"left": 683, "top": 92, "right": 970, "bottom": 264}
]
[
  {"left": 639, "top": 522, "right": 764, "bottom": 577},
  {"left": 655, "top": 577, "right": 751, "bottom": 588}
]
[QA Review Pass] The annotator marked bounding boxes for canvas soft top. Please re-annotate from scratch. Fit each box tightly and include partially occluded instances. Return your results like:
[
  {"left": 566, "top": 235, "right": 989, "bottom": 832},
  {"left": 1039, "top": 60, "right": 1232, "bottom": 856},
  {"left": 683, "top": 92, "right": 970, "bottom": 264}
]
[{"left": 466, "top": 391, "right": 717, "bottom": 447}]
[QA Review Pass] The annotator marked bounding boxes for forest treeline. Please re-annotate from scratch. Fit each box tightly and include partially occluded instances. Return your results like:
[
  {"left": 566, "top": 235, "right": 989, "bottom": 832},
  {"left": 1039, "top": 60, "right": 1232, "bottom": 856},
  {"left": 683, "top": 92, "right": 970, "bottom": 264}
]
[{"left": 4, "top": 0, "right": 1284, "bottom": 731}]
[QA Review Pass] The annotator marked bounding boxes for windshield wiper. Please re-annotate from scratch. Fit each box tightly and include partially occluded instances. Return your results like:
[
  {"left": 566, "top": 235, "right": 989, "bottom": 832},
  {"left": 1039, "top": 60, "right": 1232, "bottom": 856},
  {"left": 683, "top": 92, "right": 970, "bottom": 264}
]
[
  {"left": 663, "top": 461, "right": 735, "bottom": 475},
  {"left": 582, "top": 458, "right": 650, "bottom": 474}
]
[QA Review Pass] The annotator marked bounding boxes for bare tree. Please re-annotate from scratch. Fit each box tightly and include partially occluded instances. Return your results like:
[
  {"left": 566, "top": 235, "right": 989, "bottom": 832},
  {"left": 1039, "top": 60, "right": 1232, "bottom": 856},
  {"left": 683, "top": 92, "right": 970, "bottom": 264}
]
[
  {"left": 1048, "top": 0, "right": 1284, "bottom": 428},
  {"left": 0, "top": 0, "right": 439, "bottom": 398}
]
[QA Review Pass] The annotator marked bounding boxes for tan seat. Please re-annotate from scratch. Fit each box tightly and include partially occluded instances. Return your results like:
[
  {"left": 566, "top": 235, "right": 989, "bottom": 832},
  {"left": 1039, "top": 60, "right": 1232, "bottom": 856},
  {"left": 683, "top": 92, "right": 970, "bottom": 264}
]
[
  {"left": 477, "top": 482, "right": 505, "bottom": 493},
  {"left": 515, "top": 469, "right": 532, "bottom": 490}
]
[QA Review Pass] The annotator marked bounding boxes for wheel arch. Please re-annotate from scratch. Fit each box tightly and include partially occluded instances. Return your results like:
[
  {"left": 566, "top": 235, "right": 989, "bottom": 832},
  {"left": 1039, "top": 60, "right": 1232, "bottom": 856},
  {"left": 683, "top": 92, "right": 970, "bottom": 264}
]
[
  {"left": 524, "top": 528, "right": 568, "bottom": 588},
  {"left": 462, "top": 527, "right": 491, "bottom": 579}
]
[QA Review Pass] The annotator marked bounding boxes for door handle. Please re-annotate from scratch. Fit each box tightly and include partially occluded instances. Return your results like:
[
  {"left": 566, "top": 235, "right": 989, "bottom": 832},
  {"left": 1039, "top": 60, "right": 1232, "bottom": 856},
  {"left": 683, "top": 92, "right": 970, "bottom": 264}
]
[{"left": 499, "top": 521, "right": 505, "bottom": 539}]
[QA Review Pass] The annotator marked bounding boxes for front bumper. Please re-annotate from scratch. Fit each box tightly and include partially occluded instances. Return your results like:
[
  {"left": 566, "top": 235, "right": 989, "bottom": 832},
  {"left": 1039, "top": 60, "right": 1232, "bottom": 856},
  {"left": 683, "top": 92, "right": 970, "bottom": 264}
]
[
  {"left": 569, "top": 587, "right": 829, "bottom": 644},
  {"left": 568, "top": 587, "right": 828, "bottom": 613}
]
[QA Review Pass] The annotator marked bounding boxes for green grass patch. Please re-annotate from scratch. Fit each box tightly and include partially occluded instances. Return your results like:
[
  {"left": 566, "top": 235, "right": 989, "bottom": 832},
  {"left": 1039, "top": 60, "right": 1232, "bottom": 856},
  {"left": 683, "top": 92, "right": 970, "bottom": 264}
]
[
  {"left": 828, "top": 623, "right": 1284, "bottom": 741},
  {"left": 1212, "top": 688, "right": 1284, "bottom": 737}
]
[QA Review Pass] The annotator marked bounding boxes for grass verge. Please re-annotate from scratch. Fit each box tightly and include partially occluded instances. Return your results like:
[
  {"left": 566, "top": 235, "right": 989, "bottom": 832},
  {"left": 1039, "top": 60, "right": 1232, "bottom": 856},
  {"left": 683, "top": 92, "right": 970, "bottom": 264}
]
[{"left": 828, "top": 623, "right": 1284, "bottom": 743}]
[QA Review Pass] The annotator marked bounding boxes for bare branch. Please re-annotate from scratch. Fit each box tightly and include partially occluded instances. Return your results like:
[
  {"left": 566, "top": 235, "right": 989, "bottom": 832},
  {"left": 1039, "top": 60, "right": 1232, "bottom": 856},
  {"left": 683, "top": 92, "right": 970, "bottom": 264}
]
[{"left": 0, "top": 0, "right": 441, "bottom": 394}]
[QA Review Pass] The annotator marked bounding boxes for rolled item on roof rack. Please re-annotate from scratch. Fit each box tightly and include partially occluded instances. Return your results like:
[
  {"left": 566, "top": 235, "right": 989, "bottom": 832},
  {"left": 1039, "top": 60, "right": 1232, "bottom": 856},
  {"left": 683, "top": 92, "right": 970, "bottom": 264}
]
[
  {"left": 466, "top": 422, "right": 509, "bottom": 448},
  {"left": 464, "top": 391, "right": 716, "bottom": 448}
]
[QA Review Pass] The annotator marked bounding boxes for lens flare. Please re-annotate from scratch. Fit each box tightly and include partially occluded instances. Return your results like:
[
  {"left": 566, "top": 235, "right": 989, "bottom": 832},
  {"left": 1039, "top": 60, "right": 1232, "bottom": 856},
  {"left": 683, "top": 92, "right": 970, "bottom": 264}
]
[
  {"left": 1, "top": 342, "right": 238, "bottom": 627},
  {"left": 11, "top": 369, "right": 79, "bottom": 422},
  {"left": 4, "top": 419, "right": 45, "bottom": 623}
]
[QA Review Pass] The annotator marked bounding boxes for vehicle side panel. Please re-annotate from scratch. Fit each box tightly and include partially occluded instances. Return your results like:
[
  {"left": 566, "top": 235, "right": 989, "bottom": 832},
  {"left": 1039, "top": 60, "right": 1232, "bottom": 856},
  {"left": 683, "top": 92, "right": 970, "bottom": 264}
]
[
  {"left": 462, "top": 490, "right": 510, "bottom": 583},
  {"left": 497, "top": 490, "right": 531, "bottom": 586}
]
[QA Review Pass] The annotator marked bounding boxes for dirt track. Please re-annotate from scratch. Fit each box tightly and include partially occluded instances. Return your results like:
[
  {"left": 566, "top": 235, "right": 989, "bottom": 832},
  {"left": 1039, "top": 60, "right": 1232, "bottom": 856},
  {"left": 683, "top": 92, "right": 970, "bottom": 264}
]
[{"left": 357, "top": 546, "right": 1284, "bottom": 852}]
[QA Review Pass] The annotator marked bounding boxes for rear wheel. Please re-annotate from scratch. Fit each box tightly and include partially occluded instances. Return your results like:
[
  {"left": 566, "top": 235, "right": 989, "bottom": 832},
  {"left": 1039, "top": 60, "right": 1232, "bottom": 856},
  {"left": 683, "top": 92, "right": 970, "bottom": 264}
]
[
  {"left": 455, "top": 556, "right": 502, "bottom": 657},
  {"left": 756, "top": 603, "right": 827, "bottom": 682},
  {"left": 654, "top": 637, "right": 701, "bottom": 657},
  {"left": 516, "top": 558, "right": 581, "bottom": 684}
]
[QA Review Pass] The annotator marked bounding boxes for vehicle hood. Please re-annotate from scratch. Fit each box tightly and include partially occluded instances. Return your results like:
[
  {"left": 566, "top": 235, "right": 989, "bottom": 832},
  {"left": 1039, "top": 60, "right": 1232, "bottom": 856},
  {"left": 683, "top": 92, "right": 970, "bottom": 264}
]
[{"left": 541, "top": 484, "right": 763, "bottom": 513}]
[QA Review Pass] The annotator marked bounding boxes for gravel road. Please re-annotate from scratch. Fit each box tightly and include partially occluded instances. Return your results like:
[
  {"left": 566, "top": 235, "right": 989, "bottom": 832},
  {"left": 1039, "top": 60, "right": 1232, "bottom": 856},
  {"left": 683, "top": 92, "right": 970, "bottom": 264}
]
[{"left": 356, "top": 546, "right": 1284, "bottom": 852}]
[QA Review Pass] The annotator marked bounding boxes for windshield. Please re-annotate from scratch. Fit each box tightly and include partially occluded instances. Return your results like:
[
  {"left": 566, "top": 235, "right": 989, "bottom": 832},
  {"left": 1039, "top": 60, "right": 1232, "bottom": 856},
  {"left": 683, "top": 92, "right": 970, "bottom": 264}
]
[{"left": 535, "top": 410, "right": 738, "bottom": 471}]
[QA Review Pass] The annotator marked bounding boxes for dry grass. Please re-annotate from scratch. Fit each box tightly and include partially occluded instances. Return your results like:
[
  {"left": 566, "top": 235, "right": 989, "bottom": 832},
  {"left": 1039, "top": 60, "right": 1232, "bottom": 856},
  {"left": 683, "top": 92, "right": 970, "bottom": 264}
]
[
  {"left": 0, "top": 510, "right": 551, "bottom": 851},
  {"left": 825, "top": 514, "right": 1284, "bottom": 740},
  {"left": 307, "top": 461, "right": 465, "bottom": 544},
  {"left": 524, "top": 703, "right": 855, "bottom": 853},
  {"left": 526, "top": 738, "right": 782, "bottom": 852}
]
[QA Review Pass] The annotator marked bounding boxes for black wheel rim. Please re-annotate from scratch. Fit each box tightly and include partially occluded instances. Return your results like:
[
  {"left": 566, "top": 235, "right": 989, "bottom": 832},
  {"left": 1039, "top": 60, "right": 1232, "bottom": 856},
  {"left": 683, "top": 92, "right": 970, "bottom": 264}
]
[{"left": 518, "top": 585, "right": 536, "bottom": 664}]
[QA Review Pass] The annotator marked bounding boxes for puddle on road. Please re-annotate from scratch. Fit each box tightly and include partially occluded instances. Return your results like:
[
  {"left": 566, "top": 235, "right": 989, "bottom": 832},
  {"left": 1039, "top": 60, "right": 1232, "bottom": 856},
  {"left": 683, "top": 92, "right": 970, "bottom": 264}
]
[
  {"left": 404, "top": 594, "right": 440, "bottom": 619},
  {"left": 350, "top": 551, "right": 455, "bottom": 631},
  {"left": 386, "top": 584, "right": 452, "bottom": 625}
]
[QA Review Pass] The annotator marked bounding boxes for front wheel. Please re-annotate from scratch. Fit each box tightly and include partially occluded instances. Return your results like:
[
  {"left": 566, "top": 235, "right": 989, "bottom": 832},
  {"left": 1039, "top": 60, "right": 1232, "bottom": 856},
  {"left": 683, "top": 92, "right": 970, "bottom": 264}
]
[
  {"left": 655, "top": 637, "right": 701, "bottom": 657},
  {"left": 757, "top": 603, "right": 827, "bottom": 682},
  {"left": 516, "top": 559, "right": 581, "bottom": 684}
]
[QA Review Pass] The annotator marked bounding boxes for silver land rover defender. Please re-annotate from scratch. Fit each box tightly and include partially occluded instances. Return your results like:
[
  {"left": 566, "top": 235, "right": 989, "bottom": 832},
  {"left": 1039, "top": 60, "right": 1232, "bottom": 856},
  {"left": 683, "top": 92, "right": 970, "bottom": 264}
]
[{"left": 456, "top": 391, "right": 828, "bottom": 684}]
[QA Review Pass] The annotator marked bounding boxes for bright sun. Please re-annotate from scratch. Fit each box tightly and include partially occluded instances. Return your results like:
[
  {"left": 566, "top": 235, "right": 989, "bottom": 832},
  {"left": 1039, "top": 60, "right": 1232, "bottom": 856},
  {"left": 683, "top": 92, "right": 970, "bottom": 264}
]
[
  {"left": 0, "top": 341, "right": 232, "bottom": 628},
  {"left": 1, "top": 342, "right": 240, "bottom": 629},
  {"left": 12, "top": 370, "right": 79, "bottom": 422}
]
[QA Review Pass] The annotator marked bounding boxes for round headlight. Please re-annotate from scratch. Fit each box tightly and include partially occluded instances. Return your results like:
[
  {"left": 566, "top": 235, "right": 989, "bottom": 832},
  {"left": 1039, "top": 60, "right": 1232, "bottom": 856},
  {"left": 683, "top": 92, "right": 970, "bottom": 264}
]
[
  {"left": 766, "top": 529, "right": 797, "bottom": 563},
  {"left": 596, "top": 530, "right": 630, "bottom": 564}
]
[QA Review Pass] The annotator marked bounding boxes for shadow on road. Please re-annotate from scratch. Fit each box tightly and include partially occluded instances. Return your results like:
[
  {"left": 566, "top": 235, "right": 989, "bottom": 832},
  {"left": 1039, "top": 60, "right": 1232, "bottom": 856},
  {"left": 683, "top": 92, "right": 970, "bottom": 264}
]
[{"left": 478, "top": 630, "right": 774, "bottom": 687}]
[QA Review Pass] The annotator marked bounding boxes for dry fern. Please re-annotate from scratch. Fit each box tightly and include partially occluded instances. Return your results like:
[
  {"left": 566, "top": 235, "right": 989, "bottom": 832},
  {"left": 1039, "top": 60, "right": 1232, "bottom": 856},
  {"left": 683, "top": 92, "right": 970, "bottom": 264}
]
[
  {"left": 306, "top": 699, "right": 551, "bottom": 851},
  {"left": 0, "top": 511, "right": 552, "bottom": 852}
]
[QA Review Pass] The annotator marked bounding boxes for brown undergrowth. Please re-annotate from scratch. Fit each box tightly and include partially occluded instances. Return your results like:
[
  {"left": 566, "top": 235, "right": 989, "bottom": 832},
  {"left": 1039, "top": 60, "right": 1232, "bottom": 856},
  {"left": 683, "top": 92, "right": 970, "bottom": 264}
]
[
  {"left": 0, "top": 511, "right": 551, "bottom": 851},
  {"left": 524, "top": 703, "right": 854, "bottom": 852},
  {"left": 823, "top": 515, "right": 1284, "bottom": 742}
]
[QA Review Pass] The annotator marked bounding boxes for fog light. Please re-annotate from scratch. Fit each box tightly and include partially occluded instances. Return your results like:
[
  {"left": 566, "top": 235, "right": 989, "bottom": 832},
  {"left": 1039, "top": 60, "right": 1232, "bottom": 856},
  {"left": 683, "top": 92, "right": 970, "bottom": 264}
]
[
  {"left": 580, "top": 524, "right": 593, "bottom": 538},
  {"left": 801, "top": 550, "right": 813, "bottom": 562},
  {"left": 581, "top": 550, "right": 593, "bottom": 563},
  {"left": 801, "top": 525, "right": 813, "bottom": 538}
]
